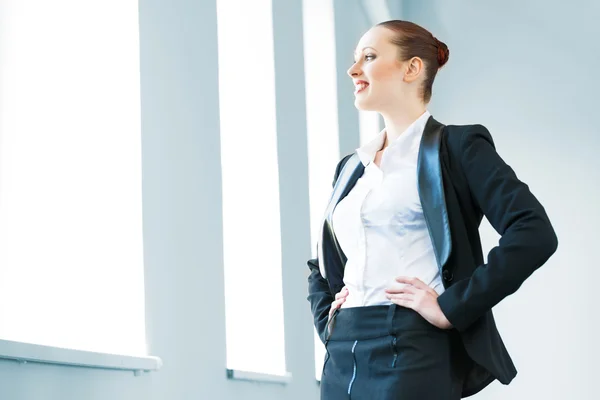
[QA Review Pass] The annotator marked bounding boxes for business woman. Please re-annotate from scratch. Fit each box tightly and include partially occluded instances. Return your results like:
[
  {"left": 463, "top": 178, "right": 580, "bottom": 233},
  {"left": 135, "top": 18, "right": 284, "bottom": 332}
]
[{"left": 306, "top": 20, "right": 558, "bottom": 399}]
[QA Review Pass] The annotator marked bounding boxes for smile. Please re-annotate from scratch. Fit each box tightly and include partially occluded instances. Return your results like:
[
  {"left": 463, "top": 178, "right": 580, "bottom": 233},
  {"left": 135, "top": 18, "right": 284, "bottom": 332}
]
[{"left": 354, "top": 82, "right": 369, "bottom": 95}]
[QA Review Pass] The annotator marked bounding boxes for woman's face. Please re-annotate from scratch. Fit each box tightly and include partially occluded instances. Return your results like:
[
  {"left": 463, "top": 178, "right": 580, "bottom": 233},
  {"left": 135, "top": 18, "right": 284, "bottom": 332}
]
[{"left": 347, "top": 27, "right": 416, "bottom": 112}]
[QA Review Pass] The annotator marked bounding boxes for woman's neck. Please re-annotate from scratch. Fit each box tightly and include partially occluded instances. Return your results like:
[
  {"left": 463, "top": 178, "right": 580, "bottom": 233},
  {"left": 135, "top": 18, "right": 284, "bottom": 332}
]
[{"left": 380, "top": 105, "right": 427, "bottom": 150}]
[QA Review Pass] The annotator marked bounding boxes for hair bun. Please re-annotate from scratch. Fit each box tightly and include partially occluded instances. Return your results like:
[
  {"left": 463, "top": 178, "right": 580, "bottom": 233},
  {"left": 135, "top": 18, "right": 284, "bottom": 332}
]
[{"left": 435, "top": 38, "right": 449, "bottom": 68}]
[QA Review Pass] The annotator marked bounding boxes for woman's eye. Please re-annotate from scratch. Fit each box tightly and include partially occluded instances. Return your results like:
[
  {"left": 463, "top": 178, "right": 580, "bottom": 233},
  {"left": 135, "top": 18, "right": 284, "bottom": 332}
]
[{"left": 350, "top": 54, "right": 375, "bottom": 67}]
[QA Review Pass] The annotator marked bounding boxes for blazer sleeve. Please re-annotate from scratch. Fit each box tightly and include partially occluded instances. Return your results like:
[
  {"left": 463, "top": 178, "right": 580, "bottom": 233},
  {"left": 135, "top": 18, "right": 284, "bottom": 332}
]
[
  {"left": 437, "top": 125, "right": 558, "bottom": 332},
  {"left": 306, "top": 153, "right": 352, "bottom": 344}
]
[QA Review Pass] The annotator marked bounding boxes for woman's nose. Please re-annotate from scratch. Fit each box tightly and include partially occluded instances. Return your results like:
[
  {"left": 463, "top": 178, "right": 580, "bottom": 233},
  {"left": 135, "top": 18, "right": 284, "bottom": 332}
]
[{"left": 347, "top": 63, "right": 361, "bottom": 78}]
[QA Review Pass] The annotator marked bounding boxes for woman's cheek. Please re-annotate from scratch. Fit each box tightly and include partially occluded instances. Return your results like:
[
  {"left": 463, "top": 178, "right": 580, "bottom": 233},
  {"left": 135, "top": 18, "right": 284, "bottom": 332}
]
[{"left": 369, "top": 64, "right": 396, "bottom": 86}]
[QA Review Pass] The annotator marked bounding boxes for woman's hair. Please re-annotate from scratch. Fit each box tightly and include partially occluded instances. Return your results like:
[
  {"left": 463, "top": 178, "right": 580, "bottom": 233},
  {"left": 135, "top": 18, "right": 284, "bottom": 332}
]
[{"left": 375, "top": 20, "right": 449, "bottom": 103}]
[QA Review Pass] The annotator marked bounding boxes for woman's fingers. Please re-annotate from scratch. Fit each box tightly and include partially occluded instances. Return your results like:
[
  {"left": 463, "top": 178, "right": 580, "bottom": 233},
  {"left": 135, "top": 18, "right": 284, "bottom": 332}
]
[
  {"left": 395, "top": 276, "right": 427, "bottom": 289},
  {"left": 394, "top": 276, "right": 438, "bottom": 297},
  {"left": 335, "top": 286, "right": 349, "bottom": 300},
  {"left": 330, "top": 287, "right": 350, "bottom": 317},
  {"left": 330, "top": 295, "right": 348, "bottom": 313},
  {"left": 329, "top": 301, "right": 341, "bottom": 317},
  {"left": 386, "top": 293, "right": 415, "bottom": 310},
  {"left": 331, "top": 298, "right": 344, "bottom": 309},
  {"left": 385, "top": 284, "right": 416, "bottom": 295},
  {"left": 386, "top": 293, "right": 414, "bottom": 303}
]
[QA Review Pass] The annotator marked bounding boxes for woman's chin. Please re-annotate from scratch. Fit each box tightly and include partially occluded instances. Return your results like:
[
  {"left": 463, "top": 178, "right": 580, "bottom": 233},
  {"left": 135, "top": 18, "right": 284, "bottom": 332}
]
[{"left": 354, "top": 98, "right": 376, "bottom": 111}]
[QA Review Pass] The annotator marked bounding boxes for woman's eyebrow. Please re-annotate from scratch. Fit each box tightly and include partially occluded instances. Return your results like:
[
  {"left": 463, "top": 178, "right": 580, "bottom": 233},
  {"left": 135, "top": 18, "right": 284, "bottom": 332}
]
[
  {"left": 353, "top": 46, "right": 377, "bottom": 57},
  {"left": 354, "top": 46, "right": 377, "bottom": 59}
]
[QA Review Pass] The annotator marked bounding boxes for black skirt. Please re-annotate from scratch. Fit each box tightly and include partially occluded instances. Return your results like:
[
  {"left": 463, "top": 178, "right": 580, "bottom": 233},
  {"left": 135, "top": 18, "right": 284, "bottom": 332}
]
[{"left": 320, "top": 304, "right": 469, "bottom": 399}]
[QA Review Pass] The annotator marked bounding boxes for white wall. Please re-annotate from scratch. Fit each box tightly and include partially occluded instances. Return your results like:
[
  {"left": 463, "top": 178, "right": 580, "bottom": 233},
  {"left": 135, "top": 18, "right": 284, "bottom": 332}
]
[{"left": 399, "top": 1, "right": 599, "bottom": 398}]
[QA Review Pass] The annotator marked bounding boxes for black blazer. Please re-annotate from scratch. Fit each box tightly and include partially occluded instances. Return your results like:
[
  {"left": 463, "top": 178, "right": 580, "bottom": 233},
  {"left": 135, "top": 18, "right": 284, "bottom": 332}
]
[{"left": 306, "top": 116, "right": 558, "bottom": 397}]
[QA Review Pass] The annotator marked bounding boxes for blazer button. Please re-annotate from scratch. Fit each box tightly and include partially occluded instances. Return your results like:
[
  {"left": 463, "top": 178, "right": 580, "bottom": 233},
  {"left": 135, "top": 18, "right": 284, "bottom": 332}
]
[{"left": 442, "top": 269, "right": 453, "bottom": 282}]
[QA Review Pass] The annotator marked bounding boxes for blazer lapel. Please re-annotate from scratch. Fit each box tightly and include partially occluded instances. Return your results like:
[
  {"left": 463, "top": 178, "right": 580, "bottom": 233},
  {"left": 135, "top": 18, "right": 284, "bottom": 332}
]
[
  {"left": 318, "top": 153, "right": 364, "bottom": 280},
  {"left": 417, "top": 116, "right": 452, "bottom": 271}
]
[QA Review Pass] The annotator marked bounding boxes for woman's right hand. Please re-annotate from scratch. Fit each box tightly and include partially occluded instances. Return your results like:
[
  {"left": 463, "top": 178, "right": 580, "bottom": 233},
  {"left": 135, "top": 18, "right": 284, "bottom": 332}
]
[{"left": 329, "top": 286, "right": 349, "bottom": 319}]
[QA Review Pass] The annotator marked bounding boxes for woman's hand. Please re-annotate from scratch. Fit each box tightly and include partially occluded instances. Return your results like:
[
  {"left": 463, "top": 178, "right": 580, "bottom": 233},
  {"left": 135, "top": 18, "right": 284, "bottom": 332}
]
[
  {"left": 385, "top": 277, "right": 453, "bottom": 329},
  {"left": 329, "top": 286, "right": 349, "bottom": 320}
]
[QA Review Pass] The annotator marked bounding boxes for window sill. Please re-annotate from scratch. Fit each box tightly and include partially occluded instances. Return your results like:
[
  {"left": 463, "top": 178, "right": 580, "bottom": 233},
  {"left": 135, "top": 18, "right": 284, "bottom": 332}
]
[
  {"left": 0, "top": 339, "right": 162, "bottom": 376},
  {"left": 226, "top": 369, "right": 292, "bottom": 384}
]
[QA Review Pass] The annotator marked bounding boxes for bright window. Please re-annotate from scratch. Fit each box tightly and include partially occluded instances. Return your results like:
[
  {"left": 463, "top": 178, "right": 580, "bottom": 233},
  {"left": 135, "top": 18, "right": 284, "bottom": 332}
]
[
  {"left": 217, "top": 0, "right": 287, "bottom": 376},
  {"left": 302, "top": 0, "right": 340, "bottom": 381},
  {"left": 0, "top": 0, "right": 145, "bottom": 356}
]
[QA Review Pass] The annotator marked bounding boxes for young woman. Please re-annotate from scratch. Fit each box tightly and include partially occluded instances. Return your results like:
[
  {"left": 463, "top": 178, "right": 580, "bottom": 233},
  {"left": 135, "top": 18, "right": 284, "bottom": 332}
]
[{"left": 306, "top": 20, "right": 558, "bottom": 399}]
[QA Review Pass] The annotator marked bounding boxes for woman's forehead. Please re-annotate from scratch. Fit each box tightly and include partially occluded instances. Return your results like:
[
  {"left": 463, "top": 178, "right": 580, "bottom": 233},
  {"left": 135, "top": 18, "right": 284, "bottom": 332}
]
[{"left": 354, "top": 27, "right": 393, "bottom": 54}]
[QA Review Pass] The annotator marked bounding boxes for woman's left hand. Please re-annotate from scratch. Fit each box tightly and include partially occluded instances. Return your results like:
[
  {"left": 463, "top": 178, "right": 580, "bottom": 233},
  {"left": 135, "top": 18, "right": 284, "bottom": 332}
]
[{"left": 385, "top": 276, "right": 453, "bottom": 330}]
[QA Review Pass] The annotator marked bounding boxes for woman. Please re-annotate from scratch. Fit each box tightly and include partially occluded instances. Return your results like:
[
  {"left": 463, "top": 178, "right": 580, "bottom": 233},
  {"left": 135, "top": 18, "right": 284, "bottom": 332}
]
[{"left": 306, "top": 20, "right": 558, "bottom": 399}]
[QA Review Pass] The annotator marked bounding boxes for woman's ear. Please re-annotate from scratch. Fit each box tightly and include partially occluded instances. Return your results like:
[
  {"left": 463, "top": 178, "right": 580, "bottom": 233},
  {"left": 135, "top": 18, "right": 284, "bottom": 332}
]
[{"left": 403, "top": 57, "right": 424, "bottom": 83}]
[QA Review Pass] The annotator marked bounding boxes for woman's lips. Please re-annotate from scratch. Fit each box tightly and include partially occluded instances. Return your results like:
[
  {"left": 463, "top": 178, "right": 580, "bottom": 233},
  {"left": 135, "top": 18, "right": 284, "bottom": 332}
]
[{"left": 354, "top": 82, "right": 369, "bottom": 95}]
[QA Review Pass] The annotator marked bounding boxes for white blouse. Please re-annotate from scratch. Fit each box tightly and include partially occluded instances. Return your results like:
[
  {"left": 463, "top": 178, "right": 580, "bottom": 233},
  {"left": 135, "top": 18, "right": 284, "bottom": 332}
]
[{"left": 332, "top": 110, "right": 444, "bottom": 308}]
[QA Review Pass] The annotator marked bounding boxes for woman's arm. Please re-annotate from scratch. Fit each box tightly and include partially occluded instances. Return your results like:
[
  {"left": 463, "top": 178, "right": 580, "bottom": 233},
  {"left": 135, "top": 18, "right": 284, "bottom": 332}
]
[
  {"left": 306, "top": 153, "right": 353, "bottom": 343},
  {"left": 437, "top": 125, "right": 558, "bottom": 332},
  {"left": 306, "top": 258, "right": 333, "bottom": 344}
]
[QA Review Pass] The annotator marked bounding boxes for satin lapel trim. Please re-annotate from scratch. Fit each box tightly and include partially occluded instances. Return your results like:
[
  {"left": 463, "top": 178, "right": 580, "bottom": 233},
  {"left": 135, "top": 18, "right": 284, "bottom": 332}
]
[
  {"left": 318, "top": 153, "right": 364, "bottom": 279},
  {"left": 417, "top": 117, "right": 452, "bottom": 271}
]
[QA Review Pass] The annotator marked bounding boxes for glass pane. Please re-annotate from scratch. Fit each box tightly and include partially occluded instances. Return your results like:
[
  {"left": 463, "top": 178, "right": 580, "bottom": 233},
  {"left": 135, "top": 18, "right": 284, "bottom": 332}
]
[
  {"left": 0, "top": 0, "right": 145, "bottom": 355},
  {"left": 217, "top": 0, "right": 286, "bottom": 375},
  {"left": 302, "top": 0, "right": 340, "bottom": 381}
]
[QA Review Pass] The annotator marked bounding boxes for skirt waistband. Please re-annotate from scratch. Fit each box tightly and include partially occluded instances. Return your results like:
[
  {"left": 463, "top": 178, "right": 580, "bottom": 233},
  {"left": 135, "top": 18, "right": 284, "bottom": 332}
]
[{"left": 325, "top": 304, "right": 445, "bottom": 342}]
